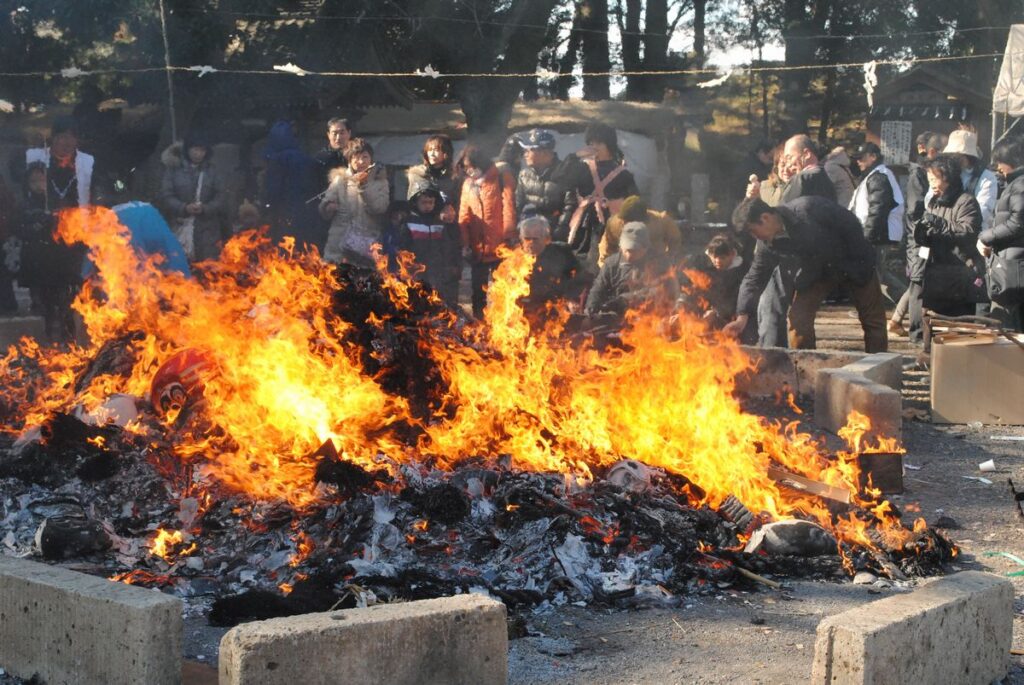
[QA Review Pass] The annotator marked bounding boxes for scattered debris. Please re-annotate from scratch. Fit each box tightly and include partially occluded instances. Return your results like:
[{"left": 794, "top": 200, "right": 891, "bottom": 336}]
[{"left": 743, "top": 521, "right": 836, "bottom": 557}]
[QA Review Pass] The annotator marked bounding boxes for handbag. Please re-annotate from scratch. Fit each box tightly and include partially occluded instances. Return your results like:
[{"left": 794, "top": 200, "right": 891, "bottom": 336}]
[
  {"left": 987, "top": 252, "right": 1024, "bottom": 306},
  {"left": 922, "top": 261, "right": 988, "bottom": 306}
]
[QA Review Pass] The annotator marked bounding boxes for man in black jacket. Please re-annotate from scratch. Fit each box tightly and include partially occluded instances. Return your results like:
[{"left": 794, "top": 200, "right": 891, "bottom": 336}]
[
  {"left": 724, "top": 196, "right": 888, "bottom": 352},
  {"left": 515, "top": 129, "right": 578, "bottom": 241},
  {"left": 746, "top": 134, "right": 837, "bottom": 348},
  {"left": 518, "top": 214, "right": 588, "bottom": 322},
  {"left": 849, "top": 142, "right": 906, "bottom": 307},
  {"left": 315, "top": 118, "right": 351, "bottom": 184}
]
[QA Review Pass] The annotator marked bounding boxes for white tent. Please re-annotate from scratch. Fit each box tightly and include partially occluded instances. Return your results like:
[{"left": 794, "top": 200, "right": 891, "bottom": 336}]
[
  {"left": 992, "top": 24, "right": 1024, "bottom": 146},
  {"left": 993, "top": 25, "right": 1024, "bottom": 117}
]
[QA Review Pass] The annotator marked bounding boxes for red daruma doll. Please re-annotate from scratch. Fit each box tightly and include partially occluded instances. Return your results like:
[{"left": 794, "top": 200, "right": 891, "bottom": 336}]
[{"left": 149, "top": 349, "right": 215, "bottom": 416}]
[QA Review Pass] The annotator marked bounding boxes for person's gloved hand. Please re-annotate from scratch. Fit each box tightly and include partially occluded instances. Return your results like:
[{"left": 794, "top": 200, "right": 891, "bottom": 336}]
[
  {"left": 922, "top": 212, "right": 949, "bottom": 238},
  {"left": 912, "top": 217, "right": 931, "bottom": 245}
]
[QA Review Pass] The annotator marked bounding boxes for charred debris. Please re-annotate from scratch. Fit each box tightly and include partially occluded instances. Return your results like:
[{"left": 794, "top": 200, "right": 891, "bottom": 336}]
[{"left": 0, "top": 264, "right": 956, "bottom": 628}]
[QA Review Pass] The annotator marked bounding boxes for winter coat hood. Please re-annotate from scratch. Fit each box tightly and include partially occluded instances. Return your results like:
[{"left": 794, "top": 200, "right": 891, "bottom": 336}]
[
  {"left": 826, "top": 148, "right": 851, "bottom": 168},
  {"left": 264, "top": 121, "right": 301, "bottom": 159},
  {"left": 161, "top": 141, "right": 212, "bottom": 170}
]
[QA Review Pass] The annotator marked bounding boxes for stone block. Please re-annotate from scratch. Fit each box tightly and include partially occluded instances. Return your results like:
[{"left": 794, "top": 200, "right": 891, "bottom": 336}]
[
  {"left": 219, "top": 594, "right": 507, "bottom": 685},
  {"left": 811, "top": 571, "right": 1012, "bottom": 685},
  {"left": 814, "top": 368, "right": 901, "bottom": 440},
  {"left": 738, "top": 346, "right": 862, "bottom": 398},
  {"left": 842, "top": 352, "right": 903, "bottom": 391},
  {"left": 0, "top": 554, "right": 183, "bottom": 685}
]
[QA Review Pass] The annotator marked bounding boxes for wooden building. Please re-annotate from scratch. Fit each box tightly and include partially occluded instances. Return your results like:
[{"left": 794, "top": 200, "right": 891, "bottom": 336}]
[{"left": 866, "top": 65, "right": 993, "bottom": 168}]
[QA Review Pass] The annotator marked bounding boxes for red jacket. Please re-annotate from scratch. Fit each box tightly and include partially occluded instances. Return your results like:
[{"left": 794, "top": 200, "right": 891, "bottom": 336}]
[{"left": 459, "top": 166, "right": 516, "bottom": 263}]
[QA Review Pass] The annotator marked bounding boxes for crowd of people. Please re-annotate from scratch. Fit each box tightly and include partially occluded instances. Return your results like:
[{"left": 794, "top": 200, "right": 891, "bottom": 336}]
[{"left": 1, "top": 113, "right": 1023, "bottom": 350}]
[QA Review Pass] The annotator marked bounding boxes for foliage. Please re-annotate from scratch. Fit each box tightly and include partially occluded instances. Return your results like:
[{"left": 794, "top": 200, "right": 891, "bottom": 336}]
[{"left": 0, "top": 0, "right": 1021, "bottom": 139}]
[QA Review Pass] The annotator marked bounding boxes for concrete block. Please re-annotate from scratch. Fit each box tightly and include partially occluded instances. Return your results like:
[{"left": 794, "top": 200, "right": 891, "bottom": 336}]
[
  {"left": 738, "top": 346, "right": 862, "bottom": 398},
  {"left": 811, "top": 571, "right": 1013, "bottom": 685},
  {"left": 842, "top": 352, "right": 903, "bottom": 392},
  {"left": 219, "top": 594, "right": 507, "bottom": 685},
  {"left": 0, "top": 554, "right": 183, "bottom": 685},
  {"left": 814, "top": 369, "right": 901, "bottom": 440}
]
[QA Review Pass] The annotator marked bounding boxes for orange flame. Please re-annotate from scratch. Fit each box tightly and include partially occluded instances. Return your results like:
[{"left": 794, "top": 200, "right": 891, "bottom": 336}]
[
  {"left": 838, "top": 410, "right": 905, "bottom": 455},
  {"left": 0, "top": 208, "right": 925, "bottom": 558},
  {"left": 149, "top": 527, "right": 195, "bottom": 561}
]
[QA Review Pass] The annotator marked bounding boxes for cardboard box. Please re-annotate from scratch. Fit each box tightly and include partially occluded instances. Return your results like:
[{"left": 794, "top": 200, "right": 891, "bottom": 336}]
[{"left": 931, "top": 333, "right": 1024, "bottom": 424}]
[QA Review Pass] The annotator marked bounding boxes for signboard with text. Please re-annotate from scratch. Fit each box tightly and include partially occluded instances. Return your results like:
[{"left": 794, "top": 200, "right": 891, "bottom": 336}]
[{"left": 880, "top": 121, "right": 913, "bottom": 166}]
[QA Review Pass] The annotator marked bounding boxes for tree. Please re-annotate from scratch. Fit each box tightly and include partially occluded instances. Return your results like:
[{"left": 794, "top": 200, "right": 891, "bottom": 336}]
[
  {"left": 580, "top": 0, "right": 612, "bottom": 100},
  {"left": 614, "top": 0, "right": 692, "bottom": 101},
  {"left": 379, "top": 0, "right": 562, "bottom": 141}
]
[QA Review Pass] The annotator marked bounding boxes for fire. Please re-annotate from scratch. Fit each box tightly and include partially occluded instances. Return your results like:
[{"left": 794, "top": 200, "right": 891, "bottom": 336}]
[
  {"left": 288, "top": 531, "right": 315, "bottom": 567},
  {"left": 838, "top": 410, "right": 905, "bottom": 455},
  {"left": 150, "top": 527, "right": 195, "bottom": 561},
  {"left": 109, "top": 569, "right": 173, "bottom": 586},
  {"left": 0, "top": 208, "right": 927, "bottom": 560}
]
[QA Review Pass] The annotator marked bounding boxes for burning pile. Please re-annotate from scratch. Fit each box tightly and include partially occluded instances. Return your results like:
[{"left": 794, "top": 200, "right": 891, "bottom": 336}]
[{"left": 0, "top": 207, "right": 954, "bottom": 623}]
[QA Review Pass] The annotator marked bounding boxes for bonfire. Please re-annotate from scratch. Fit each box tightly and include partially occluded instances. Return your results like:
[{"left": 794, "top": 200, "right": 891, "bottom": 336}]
[{"left": 0, "top": 207, "right": 954, "bottom": 625}]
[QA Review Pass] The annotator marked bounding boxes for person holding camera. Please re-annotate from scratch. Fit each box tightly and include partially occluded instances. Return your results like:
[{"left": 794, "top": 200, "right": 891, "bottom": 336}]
[{"left": 320, "top": 138, "right": 390, "bottom": 266}]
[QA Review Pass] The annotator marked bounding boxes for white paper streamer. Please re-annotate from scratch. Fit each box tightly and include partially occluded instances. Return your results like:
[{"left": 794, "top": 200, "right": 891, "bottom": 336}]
[
  {"left": 416, "top": 65, "right": 441, "bottom": 79},
  {"left": 187, "top": 65, "right": 217, "bottom": 78},
  {"left": 863, "top": 60, "right": 878, "bottom": 108},
  {"left": 61, "top": 66, "right": 86, "bottom": 78},
  {"left": 697, "top": 69, "right": 734, "bottom": 89},
  {"left": 273, "top": 63, "right": 309, "bottom": 76}
]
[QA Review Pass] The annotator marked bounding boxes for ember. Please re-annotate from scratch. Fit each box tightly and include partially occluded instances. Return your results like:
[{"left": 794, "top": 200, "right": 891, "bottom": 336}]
[{"left": 0, "top": 208, "right": 956, "bottom": 624}]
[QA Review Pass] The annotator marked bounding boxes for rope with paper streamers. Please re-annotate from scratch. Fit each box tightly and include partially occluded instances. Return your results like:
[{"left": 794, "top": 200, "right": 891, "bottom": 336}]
[{"left": 0, "top": 49, "right": 1017, "bottom": 81}]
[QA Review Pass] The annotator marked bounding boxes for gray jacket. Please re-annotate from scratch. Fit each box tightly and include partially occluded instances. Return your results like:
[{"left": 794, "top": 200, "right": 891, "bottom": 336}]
[{"left": 159, "top": 143, "right": 228, "bottom": 260}]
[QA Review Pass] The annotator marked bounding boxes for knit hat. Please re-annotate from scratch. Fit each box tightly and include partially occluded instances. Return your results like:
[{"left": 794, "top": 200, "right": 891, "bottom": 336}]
[
  {"left": 619, "top": 221, "right": 650, "bottom": 251},
  {"left": 617, "top": 195, "right": 648, "bottom": 223}
]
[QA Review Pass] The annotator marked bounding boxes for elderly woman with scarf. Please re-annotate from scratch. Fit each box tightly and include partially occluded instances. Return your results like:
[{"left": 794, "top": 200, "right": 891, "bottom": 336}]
[{"left": 904, "top": 154, "right": 984, "bottom": 342}]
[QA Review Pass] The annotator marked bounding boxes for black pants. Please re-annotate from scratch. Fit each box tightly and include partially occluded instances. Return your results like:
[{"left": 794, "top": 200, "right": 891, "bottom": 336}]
[{"left": 470, "top": 261, "right": 498, "bottom": 319}]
